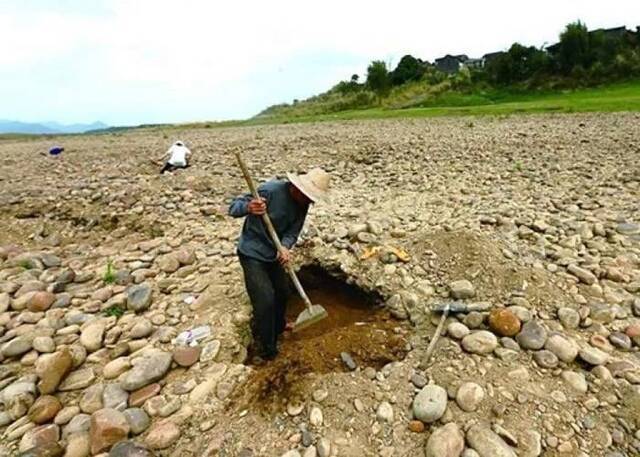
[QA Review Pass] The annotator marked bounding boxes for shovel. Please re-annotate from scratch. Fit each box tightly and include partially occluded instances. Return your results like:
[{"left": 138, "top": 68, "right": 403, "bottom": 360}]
[{"left": 234, "top": 151, "right": 328, "bottom": 332}]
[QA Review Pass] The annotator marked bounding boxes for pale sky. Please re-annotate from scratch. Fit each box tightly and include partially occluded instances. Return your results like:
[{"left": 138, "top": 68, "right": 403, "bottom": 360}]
[{"left": 1, "top": 1, "right": 638, "bottom": 126}]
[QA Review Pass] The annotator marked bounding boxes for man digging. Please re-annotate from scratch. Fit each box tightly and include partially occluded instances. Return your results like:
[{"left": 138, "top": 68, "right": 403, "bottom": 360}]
[{"left": 229, "top": 167, "right": 330, "bottom": 361}]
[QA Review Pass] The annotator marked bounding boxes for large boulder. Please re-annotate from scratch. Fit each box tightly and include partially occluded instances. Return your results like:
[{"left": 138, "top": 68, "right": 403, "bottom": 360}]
[
  {"left": 27, "top": 292, "right": 56, "bottom": 312},
  {"left": 516, "top": 320, "right": 547, "bottom": 350},
  {"left": 80, "top": 320, "right": 106, "bottom": 352},
  {"left": 449, "top": 280, "right": 475, "bottom": 299},
  {"left": 127, "top": 284, "right": 153, "bottom": 313},
  {"left": 2, "top": 336, "right": 34, "bottom": 358},
  {"left": 90, "top": 408, "right": 130, "bottom": 455},
  {"left": 35, "top": 349, "right": 73, "bottom": 394},
  {"left": 121, "top": 351, "right": 172, "bottom": 391},
  {"left": 28, "top": 396, "right": 62, "bottom": 424},
  {"left": 18, "top": 424, "right": 60, "bottom": 453},
  {"left": 425, "top": 422, "right": 464, "bottom": 457},
  {"left": 145, "top": 420, "right": 181, "bottom": 450},
  {"left": 58, "top": 368, "right": 96, "bottom": 391},
  {"left": 488, "top": 309, "right": 521, "bottom": 337},
  {"left": 412, "top": 385, "right": 447, "bottom": 423},
  {"left": 455, "top": 382, "right": 484, "bottom": 412},
  {"left": 462, "top": 331, "right": 497, "bottom": 355}
]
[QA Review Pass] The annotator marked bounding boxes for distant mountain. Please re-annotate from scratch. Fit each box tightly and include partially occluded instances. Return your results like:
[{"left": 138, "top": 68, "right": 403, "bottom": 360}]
[
  {"left": 0, "top": 120, "right": 109, "bottom": 134},
  {"left": 0, "top": 120, "right": 58, "bottom": 134},
  {"left": 41, "top": 121, "right": 109, "bottom": 134}
]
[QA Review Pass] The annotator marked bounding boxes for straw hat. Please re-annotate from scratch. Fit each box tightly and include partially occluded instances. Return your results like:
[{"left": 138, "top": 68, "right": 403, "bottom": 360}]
[{"left": 287, "top": 168, "right": 330, "bottom": 203}]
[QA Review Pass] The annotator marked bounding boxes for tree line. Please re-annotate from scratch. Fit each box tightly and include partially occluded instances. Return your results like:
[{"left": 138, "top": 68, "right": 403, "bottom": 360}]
[{"left": 336, "top": 21, "right": 640, "bottom": 100}]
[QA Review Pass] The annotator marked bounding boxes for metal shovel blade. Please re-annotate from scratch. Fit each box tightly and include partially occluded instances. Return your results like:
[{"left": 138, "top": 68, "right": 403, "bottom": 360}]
[{"left": 292, "top": 304, "right": 329, "bottom": 333}]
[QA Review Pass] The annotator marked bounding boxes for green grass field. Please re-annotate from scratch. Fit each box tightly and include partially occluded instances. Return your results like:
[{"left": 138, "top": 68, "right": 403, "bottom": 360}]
[{"left": 256, "top": 80, "right": 640, "bottom": 124}]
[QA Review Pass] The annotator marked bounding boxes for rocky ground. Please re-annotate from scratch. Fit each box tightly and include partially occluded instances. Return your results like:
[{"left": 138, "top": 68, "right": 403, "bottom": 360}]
[{"left": 0, "top": 113, "right": 639, "bottom": 457}]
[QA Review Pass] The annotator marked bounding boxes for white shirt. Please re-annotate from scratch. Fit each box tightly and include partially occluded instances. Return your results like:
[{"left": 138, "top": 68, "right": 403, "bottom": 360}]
[{"left": 167, "top": 144, "right": 191, "bottom": 166}]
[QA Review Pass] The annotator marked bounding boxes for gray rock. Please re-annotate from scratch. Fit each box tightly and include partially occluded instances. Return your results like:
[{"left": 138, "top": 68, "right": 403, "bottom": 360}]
[
  {"left": 340, "top": 352, "right": 356, "bottom": 371},
  {"left": 55, "top": 270, "right": 75, "bottom": 285},
  {"left": 462, "top": 331, "right": 497, "bottom": 355},
  {"left": 317, "top": 438, "right": 331, "bottom": 457},
  {"left": 2, "top": 336, "right": 33, "bottom": 358},
  {"left": 561, "top": 371, "right": 588, "bottom": 394},
  {"left": 516, "top": 320, "right": 547, "bottom": 350},
  {"left": 507, "top": 306, "right": 531, "bottom": 323},
  {"left": 495, "top": 348, "right": 519, "bottom": 362},
  {"left": 447, "top": 322, "right": 470, "bottom": 339},
  {"left": 103, "top": 384, "right": 129, "bottom": 411},
  {"left": 80, "top": 383, "right": 104, "bottom": 413},
  {"left": 557, "top": 307, "right": 580, "bottom": 329},
  {"left": 121, "top": 351, "right": 172, "bottom": 391},
  {"left": 62, "top": 413, "right": 91, "bottom": 438},
  {"left": 449, "top": 280, "right": 475, "bottom": 299},
  {"left": 589, "top": 303, "right": 616, "bottom": 323},
  {"left": 115, "top": 270, "right": 133, "bottom": 286},
  {"left": 616, "top": 222, "right": 639, "bottom": 235},
  {"left": 80, "top": 320, "right": 106, "bottom": 352},
  {"left": 130, "top": 319, "right": 153, "bottom": 339},
  {"left": 578, "top": 346, "right": 609, "bottom": 366},
  {"left": 463, "top": 312, "right": 485, "bottom": 329},
  {"left": 32, "top": 337, "right": 55, "bottom": 354},
  {"left": 41, "top": 254, "right": 61, "bottom": 267},
  {"left": 456, "top": 382, "right": 485, "bottom": 412},
  {"left": 609, "top": 332, "right": 631, "bottom": 351},
  {"left": 411, "top": 373, "right": 427, "bottom": 388},
  {"left": 109, "top": 440, "right": 153, "bottom": 457},
  {"left": 425, "top": 422, "right": 465, "bottom": 457},
  {"left": 567, "top": 264, "right": 597, "bottom": 285},
  {"left": 466, "top": 423, "right": 516, "bottom": 457},
  {"left": 127, "top": 283, "right": 153, "bottom": 313},
  {"left": 412, "top": 385, "right": 447, "bottom": 423},
  {"left": 123, "top": 408, "right": 150, "bottom": 435},
  {"left": 376, "top": 401, "right": 393, "bottom": 423},
  {"left": 500, "top": 338, "right": 520, "bottom": 351},
  {"left": 58, "top": 367, "right": 95, "bottom": 391},
  {"left": 199, "top": 340, "right": 221, "bottom": 362},
  {"left": 519, "top": 430, "right": 542, "bottom": 457},
  {"left": 544, "top": 334, "right": 577, "bottom": 363},
  {"left": 533, "top": 350, "right": 559, "bottom": 369},
  {"left": 1, "top": 381, "right": 37, "bottom": 405},
  {"left": 54, "top": 406, "right": 79, "bottom": 425}
]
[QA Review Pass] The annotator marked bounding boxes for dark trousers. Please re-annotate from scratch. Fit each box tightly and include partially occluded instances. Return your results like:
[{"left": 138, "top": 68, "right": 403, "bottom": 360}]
[
  {"left": 239, "top": 254, "right": 289, "bottom": 358},
  {"left": 160, "top": 162, "right": 188, "bottom": 174}
]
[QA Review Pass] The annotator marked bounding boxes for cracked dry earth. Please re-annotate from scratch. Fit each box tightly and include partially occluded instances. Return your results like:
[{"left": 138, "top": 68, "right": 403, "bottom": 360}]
[{"left": 0, "top": 113, "right": 639, "bottom": 457}]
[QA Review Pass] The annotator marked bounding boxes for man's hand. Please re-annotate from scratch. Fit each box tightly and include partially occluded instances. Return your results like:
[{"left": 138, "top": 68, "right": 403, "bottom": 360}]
[
  {"left": 277, "top": 247, "right": 291, "bottom": 266},
  {"left": 247, "top": 197, "right": 267, "bottom": 215}
]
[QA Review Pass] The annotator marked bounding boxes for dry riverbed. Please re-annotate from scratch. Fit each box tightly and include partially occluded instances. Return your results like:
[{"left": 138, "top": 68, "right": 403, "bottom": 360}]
[{"left": 0, "top": 113, "right": 639, "bottom": 456}]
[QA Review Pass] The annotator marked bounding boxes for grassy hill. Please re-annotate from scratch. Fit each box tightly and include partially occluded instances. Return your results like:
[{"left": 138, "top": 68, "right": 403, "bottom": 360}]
[
  {"left": 254, "top": 22, "right": 640, "bottom": 125},
  {"left": 248, "top": 79, "right": 640, "bottom": 125}
]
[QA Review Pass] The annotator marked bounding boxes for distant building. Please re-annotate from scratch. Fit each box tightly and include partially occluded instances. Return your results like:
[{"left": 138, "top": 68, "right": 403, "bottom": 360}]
[
  {"left": 482, "top": 51, "right": 505, "bottom": 66},
  {"left": 435, "top": 54, "right": 469, "bottom": 73},
  {"left": 465, "top": 58, "right": 485, "bottom": 69},
  {"left": 546, "top": 26, "right": 635, "bottom": 54}
]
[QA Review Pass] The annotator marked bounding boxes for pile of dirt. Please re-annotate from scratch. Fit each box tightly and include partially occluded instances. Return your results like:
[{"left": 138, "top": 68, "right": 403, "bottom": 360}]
[{"left": 410, "top": 229, "right": 571, "bottom": 308}]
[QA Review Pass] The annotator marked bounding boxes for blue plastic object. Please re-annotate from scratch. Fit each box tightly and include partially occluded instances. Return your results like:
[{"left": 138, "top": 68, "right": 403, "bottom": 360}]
[{"left": 49, "top": 146, "right": 64, "bottom": 155}]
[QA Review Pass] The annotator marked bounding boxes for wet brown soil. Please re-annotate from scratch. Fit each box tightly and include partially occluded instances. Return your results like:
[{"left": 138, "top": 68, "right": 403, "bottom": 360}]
[{"left": 236, "top": 266, "right": 409, "bottom": 412}]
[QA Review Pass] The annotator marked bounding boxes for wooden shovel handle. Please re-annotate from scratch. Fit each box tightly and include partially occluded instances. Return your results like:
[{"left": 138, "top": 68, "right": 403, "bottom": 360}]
[{"left": 234, "top": 150, "right": 313, "bottom": 310}]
